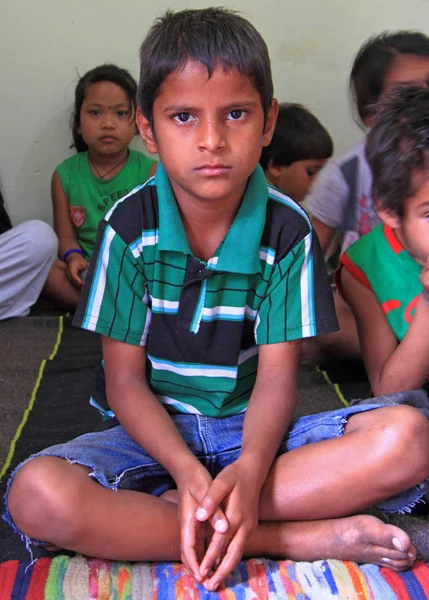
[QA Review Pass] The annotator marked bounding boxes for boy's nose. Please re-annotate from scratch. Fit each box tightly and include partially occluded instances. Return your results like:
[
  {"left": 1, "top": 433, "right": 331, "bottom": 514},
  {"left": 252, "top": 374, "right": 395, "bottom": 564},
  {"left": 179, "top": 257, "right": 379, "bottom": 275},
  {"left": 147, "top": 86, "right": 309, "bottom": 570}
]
[{"left": 198, "top": 119, "right": 225, "bottom": 151}]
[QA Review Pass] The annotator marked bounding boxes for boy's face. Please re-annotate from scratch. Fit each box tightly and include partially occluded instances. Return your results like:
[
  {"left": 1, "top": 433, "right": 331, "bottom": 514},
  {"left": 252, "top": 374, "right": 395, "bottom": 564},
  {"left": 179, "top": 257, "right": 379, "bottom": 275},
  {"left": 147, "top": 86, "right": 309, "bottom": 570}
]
[
  {"left": 265, "top": 158, "right": 327, "bottom": 203},
  {"left": 379, "top": 176, "right": 429, "bottom": 265},
  {"left": 137, "top": 60, "right": 277, "bottom": 208}
]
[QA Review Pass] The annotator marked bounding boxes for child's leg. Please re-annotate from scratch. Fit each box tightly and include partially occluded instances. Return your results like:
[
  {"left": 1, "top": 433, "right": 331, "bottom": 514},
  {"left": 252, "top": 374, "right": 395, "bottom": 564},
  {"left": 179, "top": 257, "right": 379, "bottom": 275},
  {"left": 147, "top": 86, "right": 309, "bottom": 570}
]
[
  {"left": 7, "top": 455, "right": 414, "bottom": 571},
  {"left": 42, "top": 260, "right": 81, "bottom": 310},
  {"left": 300, "top": 292, "right": 360, "bottom": 365},
  {"left": 0, "top": 220, "right": 57, "bottom": 319},
  {"left": 6, "top": 405, "right": 428, "bottom": 570}
]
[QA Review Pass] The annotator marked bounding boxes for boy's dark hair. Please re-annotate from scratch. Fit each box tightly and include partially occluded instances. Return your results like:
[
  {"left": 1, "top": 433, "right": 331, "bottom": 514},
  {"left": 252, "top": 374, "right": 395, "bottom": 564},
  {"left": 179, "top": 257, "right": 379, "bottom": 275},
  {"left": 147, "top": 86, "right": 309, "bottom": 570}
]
[
  {"left": 71, "top": 64, "right": 138, "bottom": 153},
  {"left": 259, "top": 103, "right": 333, "bottom": 170},
  {"left": 138, "top": 8, "right": 273, "bottom": 129},
  {"left": 366, "top": 82, "right": 429, "bottom": 216},
  {"left": 350, "top": 30, "right": 429, "bottom": 123}
]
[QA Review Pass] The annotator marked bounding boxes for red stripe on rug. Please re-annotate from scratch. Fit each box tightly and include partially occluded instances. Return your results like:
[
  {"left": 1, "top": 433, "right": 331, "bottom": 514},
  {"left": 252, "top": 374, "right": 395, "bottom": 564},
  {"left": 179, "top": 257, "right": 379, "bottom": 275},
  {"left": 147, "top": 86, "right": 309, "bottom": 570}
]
[
  {"left": 26, "top": 558, "right": 52, "bottom": 599},
  {"left": 0, "top": 560, "right": 19, "bottom": 599},
  {"left": 380, "top": 567, "right": 411, "bottom": 599},
  {"left": 413, "top": 562, "right": 429, "bottom": 595}
]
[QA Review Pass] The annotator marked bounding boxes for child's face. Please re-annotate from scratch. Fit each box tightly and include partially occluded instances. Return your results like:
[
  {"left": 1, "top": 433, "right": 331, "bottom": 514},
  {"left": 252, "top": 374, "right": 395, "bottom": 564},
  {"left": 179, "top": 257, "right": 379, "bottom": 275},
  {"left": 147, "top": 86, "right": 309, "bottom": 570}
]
[
  {"left": 78, "top": 81, "right": 136, "bottom": 157},
  {"left": 137, "top": 60, "right": 277, "bottom": 208},
  {"left": 265, "top": 158, "right": 327, "bottom": 203},
  {"left": 379, "top": 176, "right": 429, "bottom": 264},
  {"left": 383, "top": 54, "right": 429, "bottom": 95}
]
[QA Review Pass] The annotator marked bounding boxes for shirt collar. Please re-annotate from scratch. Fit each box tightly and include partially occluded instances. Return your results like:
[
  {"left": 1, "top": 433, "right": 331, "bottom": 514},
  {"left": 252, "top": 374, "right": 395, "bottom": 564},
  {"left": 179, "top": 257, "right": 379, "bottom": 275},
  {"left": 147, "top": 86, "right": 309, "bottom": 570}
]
[{"left": 156, "top": 163, "right": 268, "bottom": 274}]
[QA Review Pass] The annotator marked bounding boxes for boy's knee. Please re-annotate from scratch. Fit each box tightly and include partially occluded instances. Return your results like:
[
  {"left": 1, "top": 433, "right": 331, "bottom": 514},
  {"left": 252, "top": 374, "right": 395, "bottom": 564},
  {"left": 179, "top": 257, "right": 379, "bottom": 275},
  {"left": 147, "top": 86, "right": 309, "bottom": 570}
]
[
  {"left": 379, "top": 406, "right": 429, "bottom": 479},
  {"left": 7, "top": 457, "right": 77, "bottom": 535}
]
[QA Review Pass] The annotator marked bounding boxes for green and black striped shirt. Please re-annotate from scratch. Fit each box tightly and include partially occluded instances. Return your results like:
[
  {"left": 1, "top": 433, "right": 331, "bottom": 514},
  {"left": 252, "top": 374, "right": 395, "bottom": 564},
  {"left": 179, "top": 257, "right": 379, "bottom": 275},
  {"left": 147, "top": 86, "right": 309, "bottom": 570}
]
[{"left": 74, "top": 164, "right": 337, "bottom": 417}]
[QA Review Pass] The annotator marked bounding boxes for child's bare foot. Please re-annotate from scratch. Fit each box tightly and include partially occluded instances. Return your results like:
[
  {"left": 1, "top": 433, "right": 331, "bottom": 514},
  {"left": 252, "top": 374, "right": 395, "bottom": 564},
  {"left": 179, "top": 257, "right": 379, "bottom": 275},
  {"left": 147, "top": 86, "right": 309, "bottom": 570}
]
[{"left": 274, "top": 514, "right": 415, "bottom": 571}]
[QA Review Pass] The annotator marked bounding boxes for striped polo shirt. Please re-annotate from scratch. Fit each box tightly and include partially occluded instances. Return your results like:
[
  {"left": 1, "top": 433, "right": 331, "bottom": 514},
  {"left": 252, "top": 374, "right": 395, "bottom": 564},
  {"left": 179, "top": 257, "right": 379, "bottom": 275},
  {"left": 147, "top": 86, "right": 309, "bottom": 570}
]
[{"left": 74, "top": 164, "right": 337, "bottom": 417}]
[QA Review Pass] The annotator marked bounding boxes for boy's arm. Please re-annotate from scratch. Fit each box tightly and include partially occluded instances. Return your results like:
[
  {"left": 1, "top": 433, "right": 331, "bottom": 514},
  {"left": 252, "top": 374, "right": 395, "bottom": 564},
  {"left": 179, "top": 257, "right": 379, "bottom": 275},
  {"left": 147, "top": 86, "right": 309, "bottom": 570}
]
[
  {"left": 103, "top": 335, "right": 200, "bottom": 482},
  {"left": 103, "top": 335, "right": 229, "bottom": 577},
  {"left": 193, "top": 339, "right": 300, "bottom": 591},
  {"left": 342, "top": 267, "right": 429, "bottom": 394}
]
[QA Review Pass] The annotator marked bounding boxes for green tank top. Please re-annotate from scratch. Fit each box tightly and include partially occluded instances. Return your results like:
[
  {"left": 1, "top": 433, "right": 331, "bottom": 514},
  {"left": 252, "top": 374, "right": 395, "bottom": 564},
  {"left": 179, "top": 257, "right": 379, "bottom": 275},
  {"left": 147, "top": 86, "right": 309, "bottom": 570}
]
[
  {"left": 338, "top": 223, "right": 422, "bottom": 341},
  {"left": 57, "top": 150, "right": 154, "bottom": 259}
]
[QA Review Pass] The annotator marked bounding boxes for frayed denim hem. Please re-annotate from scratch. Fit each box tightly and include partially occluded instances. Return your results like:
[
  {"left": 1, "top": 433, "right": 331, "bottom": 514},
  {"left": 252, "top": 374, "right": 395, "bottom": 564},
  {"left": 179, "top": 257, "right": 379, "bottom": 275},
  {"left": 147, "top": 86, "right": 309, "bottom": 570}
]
[{"left": 2, "top": 451, "right": 121, "bottom": 560}]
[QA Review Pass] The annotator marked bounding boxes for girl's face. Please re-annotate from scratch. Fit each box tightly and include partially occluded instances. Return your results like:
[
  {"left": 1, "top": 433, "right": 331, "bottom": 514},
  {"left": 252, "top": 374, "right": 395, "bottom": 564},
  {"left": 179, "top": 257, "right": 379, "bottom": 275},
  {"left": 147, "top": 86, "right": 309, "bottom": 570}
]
[
  {"left": 383, "top": 54, "right": 429, "bottom": 94},
  {"left": 364, "top": 55, "right": 429, "bottom": 127},
  {"left": 78, "top": 81, "right": 136, "bottom": 158}
]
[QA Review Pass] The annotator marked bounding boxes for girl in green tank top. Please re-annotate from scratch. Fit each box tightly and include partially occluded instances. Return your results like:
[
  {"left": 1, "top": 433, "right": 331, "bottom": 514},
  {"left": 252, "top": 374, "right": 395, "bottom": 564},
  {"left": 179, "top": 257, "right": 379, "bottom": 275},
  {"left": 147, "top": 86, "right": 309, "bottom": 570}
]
[{"left": 46, "top": 64, "right": 156, "bottom": 310}]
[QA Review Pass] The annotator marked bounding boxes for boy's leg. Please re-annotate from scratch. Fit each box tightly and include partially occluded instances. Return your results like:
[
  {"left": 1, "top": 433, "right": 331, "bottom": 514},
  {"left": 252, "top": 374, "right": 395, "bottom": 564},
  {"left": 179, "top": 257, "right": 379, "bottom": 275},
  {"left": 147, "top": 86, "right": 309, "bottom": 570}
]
[
  {"left": 7, "top": 455, "right": 413, "bottom": 571},
  {"left": 7, "top": 405, "right": 427, "bottom": 569}
]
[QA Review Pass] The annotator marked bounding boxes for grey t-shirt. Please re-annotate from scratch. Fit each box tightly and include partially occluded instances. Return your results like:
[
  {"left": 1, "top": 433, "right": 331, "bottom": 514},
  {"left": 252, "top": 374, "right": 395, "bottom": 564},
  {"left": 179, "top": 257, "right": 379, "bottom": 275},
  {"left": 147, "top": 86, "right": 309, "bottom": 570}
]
[{"left": 307, "top": 138, "right": 380, "bottom": 254}]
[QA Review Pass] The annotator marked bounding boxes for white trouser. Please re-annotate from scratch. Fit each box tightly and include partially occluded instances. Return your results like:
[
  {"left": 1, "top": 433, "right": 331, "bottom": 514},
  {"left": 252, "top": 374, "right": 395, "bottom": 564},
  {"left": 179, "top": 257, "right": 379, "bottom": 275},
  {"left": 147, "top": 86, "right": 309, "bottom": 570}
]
[{"left": 0, "top": 220, "right": 57, "bottom": 320}]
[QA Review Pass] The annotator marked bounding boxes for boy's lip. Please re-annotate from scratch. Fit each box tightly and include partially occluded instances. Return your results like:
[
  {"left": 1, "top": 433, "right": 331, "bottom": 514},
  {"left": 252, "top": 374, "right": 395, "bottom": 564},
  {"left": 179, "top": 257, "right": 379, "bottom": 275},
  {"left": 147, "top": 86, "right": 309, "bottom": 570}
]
[
  {"left": 99, "top": 136, "right": 118, "bottom": 143},
  {"left": 195, "top": 164, "right": 231, "bottom": 175}
]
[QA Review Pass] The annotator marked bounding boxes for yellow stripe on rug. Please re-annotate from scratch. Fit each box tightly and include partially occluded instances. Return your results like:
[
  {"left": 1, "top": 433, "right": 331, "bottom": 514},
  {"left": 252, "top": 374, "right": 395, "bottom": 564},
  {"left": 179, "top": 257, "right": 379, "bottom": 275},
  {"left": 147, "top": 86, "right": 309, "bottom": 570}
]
[{"left": 0, "top": 316, "right": 64, "bottom": 483}]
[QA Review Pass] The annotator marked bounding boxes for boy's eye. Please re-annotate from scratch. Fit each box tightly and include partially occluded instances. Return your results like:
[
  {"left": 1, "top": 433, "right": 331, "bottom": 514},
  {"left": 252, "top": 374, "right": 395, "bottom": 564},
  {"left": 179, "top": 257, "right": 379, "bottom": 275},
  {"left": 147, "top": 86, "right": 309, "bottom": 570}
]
[
  {"left": 117, "top": 110, "right": 129, "bottom": 117},
  {"left": 306, "top": 167, "right": 319, "bottom": 177},
  {"left": 173, "top": 112, "right": 194, "bottom": 123},
  {"left": 228, "top": 109, "right": 245, "bottom": 120},
  {"left": 88, "top": 109, "right": 100, "bottom": 116}
]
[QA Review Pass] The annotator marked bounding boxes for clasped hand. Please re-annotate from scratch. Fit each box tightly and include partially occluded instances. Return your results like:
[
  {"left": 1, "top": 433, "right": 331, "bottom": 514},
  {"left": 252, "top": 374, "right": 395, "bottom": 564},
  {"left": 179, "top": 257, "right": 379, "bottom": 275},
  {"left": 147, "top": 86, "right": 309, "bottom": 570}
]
[{"left": 178, "top": 460, "right": 259, "bottom": 592}]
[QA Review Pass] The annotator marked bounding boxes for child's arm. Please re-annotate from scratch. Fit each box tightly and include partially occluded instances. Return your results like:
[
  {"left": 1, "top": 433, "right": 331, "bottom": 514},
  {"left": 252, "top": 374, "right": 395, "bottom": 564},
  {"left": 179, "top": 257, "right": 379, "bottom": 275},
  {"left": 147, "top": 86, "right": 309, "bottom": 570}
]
[
  {"left": 311, "top": 217, "right": 336, "bottom": 253},
  {"left": 51, "top": 170, "right": 89, "bottom": 287},
  {"left": 341, "top": 265, "right": 429, "bottom": 394},
  {"left": 102, "top": 335, "right": 228, "bottom": 576},
  {"left": 187, "top": 339, "right": 300, "bottom": 591}
]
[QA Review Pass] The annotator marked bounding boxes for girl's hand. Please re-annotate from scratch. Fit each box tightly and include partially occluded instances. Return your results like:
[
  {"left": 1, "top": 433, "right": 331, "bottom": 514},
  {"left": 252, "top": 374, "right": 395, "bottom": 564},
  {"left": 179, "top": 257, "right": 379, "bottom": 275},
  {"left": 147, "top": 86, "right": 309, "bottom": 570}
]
[
  {"left": 66, "top": 254, "right": 89, "bottom": 288},
  {"left": 195, "top": 460, "right": 260, "bottom": 591},
  {"left": 177, "top": 466, "right": 229, "bottom": 585}
]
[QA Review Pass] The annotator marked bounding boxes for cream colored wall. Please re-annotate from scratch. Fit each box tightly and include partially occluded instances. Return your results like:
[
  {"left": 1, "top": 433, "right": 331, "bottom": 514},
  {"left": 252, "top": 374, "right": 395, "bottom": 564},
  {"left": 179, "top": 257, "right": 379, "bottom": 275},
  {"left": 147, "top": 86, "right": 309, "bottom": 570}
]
[{"left": 1, "top": 0, "right": 428, "bottom": 225}]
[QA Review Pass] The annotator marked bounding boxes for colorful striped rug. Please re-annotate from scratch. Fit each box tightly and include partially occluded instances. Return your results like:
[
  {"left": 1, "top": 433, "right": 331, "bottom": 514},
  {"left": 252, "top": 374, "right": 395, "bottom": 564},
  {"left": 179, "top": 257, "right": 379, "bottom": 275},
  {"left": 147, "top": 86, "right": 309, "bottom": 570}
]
[{"left": 2, "top": 555, "right": 429, "bottom": 599}]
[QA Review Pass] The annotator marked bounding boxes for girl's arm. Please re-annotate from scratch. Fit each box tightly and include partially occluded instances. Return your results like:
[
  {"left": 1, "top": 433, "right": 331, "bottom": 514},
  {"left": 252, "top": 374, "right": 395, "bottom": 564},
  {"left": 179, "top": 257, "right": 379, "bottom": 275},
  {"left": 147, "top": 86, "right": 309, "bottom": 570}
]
[
  {"left": 51, "top": 170, "right": 81, "bottom": 259},
  {"left": 51, "top": 170, "right": 88, "bottom": 286},
  {"left": 341, "top": 267, "right": 429, "bottom": 395}
]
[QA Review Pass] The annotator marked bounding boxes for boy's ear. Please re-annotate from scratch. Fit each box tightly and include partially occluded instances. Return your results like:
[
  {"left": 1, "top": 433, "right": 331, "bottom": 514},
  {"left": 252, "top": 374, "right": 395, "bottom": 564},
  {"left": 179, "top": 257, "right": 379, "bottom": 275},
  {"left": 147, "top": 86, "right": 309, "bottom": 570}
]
[
  {"left": 375, "top": 200, "right": 401, "bottom": 229},
  {"left": 136, "top": 108, "right": 158, "bottom": 155},
  {"left": 262, "top": 99, "right": 279, "bottom": 147}
]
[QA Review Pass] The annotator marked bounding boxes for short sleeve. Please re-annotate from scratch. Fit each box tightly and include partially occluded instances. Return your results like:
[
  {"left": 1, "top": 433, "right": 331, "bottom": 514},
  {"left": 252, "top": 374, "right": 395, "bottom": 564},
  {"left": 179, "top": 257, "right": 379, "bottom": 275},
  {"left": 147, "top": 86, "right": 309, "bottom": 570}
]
[
  {"left": 255, "top": 231, "right": 338, "bottom": 344},
  {"left": 306, "top": 161, "right": 348, "bottom": 230},
  {"left": 73, "top": 219, "right": 150, "bottom": 346}
]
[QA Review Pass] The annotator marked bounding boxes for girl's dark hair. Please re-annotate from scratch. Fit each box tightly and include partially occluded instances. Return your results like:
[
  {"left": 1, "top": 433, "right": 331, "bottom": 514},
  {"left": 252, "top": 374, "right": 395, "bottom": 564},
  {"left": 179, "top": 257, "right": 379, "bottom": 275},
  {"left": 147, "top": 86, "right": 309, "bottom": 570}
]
[
  {"left": 138, "top": 8, "right": 273, "bottom": 130},
  {"left": 71, "top": 64, "right": 138, "bottom": 152},
  {"left": 366, "top": 81, "right": 429, "bottom": 216},
  {"left": 350, "top": 30, "right": 429, "bottom": 124},
  {"left": 259, "top": 103, "right": 333, "bottom": 170}
]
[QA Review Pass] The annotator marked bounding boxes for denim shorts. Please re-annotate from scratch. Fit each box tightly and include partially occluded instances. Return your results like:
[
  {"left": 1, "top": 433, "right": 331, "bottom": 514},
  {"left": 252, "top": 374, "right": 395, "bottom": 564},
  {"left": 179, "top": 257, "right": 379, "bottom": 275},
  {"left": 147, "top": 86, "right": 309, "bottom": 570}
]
[{"left": 3, "top": 402, "right": 427, "bottom": 552}]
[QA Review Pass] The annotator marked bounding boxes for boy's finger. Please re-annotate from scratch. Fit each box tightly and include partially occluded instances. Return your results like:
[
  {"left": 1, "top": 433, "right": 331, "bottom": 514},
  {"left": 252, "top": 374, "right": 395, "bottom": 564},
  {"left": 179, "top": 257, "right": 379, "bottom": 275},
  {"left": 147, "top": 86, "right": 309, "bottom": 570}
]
[
  {"left": 205, "top": 531, "right": 247, "bottom": 591},
  {"left": 181, "top": 519, "right": 204, "bottom": 582},
  {"left": 199, "top": 531, "right": 231, "bottom": 578},
  {"left": 196, "top": 477, "right": 232, "bottom": 522}
]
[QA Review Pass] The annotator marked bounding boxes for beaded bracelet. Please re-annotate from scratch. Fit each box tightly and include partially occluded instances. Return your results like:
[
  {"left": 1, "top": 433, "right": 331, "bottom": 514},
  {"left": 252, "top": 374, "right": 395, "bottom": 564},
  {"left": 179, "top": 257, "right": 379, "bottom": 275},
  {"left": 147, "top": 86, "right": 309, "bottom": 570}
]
[{"left": 63, "top": 248, "right": 85, "bottom": 263}]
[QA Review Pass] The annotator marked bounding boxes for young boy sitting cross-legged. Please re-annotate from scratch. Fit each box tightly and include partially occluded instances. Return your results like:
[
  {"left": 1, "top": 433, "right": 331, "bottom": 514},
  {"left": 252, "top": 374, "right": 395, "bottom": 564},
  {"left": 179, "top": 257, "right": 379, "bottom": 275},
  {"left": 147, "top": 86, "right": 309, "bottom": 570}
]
[{"left": 5, "top": 8, "right": 429, "bottom": 593}]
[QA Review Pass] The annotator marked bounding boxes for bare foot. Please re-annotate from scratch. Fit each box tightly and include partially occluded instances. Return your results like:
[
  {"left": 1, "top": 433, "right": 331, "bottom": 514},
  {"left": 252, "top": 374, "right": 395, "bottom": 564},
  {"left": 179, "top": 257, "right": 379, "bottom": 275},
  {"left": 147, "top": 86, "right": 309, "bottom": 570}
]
[{"left": 272, "top": 514, "right": 416, "bottom": 572}]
